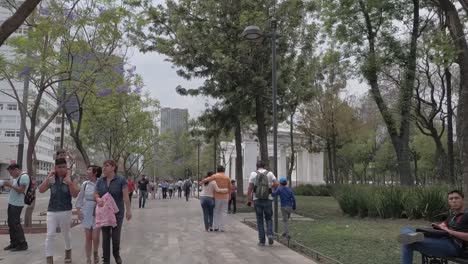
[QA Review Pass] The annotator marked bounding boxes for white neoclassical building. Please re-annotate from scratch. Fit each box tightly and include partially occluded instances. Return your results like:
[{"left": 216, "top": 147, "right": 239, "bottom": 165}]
[{"left": 220, "top": 127, "right": 325, "bottom": 193}]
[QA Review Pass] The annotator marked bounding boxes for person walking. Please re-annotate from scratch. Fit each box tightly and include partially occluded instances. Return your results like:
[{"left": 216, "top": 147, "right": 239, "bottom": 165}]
[
  {"left": 126, "top": 176, "right": 135, "bottom": 204},
  {"left": 168, "top": 182, "right": 174, "bottom": 199},
  {"left": 3, "top": 164, "right": 29, "bottom": 252},
  {"left": 76, "top": 165, "right": 102, "bottom": 264},
  {"left": 137, "top": 176, "right": 149, "bottom": 209},
  {"left": 199, "top": 172, "right": 228, "bottom": 231},
  {"left": 183, "top": 179, "right": 192, "bottom": 202},
  {"left": 39, "top": 158, "right": 80, "bottom": 264},
  {"left": 161, "top": 181, "right": 168, "bottom": 199},
  {"left": 228, "top": 180, "right": 237, "bottom": 214},
  {"left": 94, "top": 160, "right": 132, "bottom": 264},
  {"left": 200, "top": 166, "right": 231, "bottom": 232},
  {"left": 157, "top": 182, "right": 162, "bottom": 199},
  {"left": 177, "top": 179, "right": 183, "bottom": 198},
  {"left": 272, "top": 177, "right": 296, "bottom": 239},
  {"left": 246, "top": 160, "right": 279, "bottom": 246},
  {"left": 149, "top": 181, "right": 156, "bottom": 199}
]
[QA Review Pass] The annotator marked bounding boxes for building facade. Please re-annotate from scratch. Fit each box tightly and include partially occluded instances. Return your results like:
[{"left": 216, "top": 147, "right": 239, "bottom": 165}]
[
  {"left": 0, "top": 3, "right": 57, "bottom": 180},
  {"left": 160, "top": 108, "right": 188, "bottom": 136}
]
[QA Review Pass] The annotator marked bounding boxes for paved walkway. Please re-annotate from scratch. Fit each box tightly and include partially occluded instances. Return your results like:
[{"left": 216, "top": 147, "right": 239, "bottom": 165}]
[{"left": 0, "top": 197, "right": 316, "bottom": 264}]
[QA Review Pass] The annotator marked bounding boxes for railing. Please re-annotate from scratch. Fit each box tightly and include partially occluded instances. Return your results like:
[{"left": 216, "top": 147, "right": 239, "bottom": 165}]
[{"left": 242, "top": 217, "right": 344, "bottom": 264}]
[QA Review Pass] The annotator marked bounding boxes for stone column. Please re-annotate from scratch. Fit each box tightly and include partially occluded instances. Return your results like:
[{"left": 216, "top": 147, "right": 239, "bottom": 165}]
[
  {"left": 310, "top": 152, "right": 325, "bottom": 184},
  {"left": 278, "top": 146, "right": 287, "bottom": 178},
  {"left": 243, "top": 140, "right": 258, "bottom": 194}
]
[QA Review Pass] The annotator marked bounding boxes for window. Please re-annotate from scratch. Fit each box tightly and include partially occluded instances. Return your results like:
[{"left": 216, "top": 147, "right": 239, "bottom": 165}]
[
  {"left": 5, "top": 130, "right": 18, "bottom": 137},
  {"left": 7, "top": 104, "right": 17, "bottom": 111}
]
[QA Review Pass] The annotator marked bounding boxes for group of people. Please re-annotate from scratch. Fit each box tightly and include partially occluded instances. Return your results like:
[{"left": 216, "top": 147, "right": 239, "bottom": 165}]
[
  {"left": 4, "top": 149, "right": 131, "bottom": 264},
  {"left": 197, "top": 161, "right": 297, "bottom": 246},
  {"left": 158, "top": 179, "right": 195, "bottom": 200}
]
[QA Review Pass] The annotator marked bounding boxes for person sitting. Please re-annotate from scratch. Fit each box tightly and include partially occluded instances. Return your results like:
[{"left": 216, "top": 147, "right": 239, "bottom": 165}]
[{"left": 398, "top": 190, "right": 468, "bottom": 264}]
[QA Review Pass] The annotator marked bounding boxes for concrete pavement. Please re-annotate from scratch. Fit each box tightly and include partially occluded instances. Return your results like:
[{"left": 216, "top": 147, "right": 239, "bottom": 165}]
[{"left": 0, "top": 194, "right": 316, "bottom": 264}]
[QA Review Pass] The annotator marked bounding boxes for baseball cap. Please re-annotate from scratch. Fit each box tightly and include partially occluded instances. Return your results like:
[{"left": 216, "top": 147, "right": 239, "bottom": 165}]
[
  {"left": 7, "top": 164, "right": 20, "bottom": 170},
  {"left": 279, "top": 177, "right": 287, "bottom": 184}
]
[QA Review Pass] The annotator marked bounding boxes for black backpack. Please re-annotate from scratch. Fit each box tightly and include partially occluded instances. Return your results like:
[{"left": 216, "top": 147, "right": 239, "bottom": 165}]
[
  {"left": 255, "top": 170, "right": 270, "bottom": 200},
  {"left": 17, "top": 173, "right": 36, "bottom": 205}
]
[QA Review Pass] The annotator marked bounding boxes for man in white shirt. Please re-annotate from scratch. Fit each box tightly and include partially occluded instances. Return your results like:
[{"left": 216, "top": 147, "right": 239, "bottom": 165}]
[
  {"left": 247, "top": 160, "right": 279, "bottom": 246},
  {"left": 3, "top": 164, "right": 29, "bottom": 251}
]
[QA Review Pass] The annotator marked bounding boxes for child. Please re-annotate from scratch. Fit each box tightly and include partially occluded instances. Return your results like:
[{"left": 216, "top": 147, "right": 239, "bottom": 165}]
[{"left": 272, "top": 177, "right": 296, "bottom": 239}]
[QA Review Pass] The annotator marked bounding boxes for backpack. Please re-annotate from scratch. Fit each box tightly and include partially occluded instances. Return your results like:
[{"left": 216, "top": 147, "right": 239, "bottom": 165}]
[
  {"left": 254, "top": 170, "right": 270, "bottom": 200},
  {"left": 183, "top": 180, "right": 192, "bottom": 190},
  {"left": 17, "top": 173, "right": 36, "bottom": 205}
]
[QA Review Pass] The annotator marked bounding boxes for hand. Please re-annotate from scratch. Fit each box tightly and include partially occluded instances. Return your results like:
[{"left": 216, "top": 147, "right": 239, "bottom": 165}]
[
  {"left": 97, "top": 198, "right": 104, "bottom": 207},
  {"left": 3, "top": 181, "right": 11, "bottom": 188},
  {"left": 439, "top": 225, "right": 450, "bottom": 232},
  {"left": 77, "top": 209, "right": 83, "bottom": 220},
  {"left": 63, "top": 176, "right": 72, "bottom": 185},
  {"left": 126, "top": 210, "right": 132, "bottom": 221},
  {"left": 48, "top": 170, "right": 55, "bottom": 179}
]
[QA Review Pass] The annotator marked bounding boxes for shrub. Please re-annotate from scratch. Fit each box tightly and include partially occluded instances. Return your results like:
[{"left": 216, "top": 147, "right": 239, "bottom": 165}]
[
  {"left": 334, "top": 185, "right": 451, "bottom": 221},
  {"left": 293, "top": 184, "right": 333, "bottom": 196}
]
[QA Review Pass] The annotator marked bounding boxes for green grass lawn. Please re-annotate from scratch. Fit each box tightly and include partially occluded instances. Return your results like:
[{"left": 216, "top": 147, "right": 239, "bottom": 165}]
[{"left": 288, "top": 196, "right": 429, "bottom": 264}]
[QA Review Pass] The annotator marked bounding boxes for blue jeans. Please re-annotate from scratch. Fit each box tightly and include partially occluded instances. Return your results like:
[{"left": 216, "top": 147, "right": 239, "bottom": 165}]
[
  {"left": 254, "top": 199, "right": 273, "bottom": 244},
  {"left": 200, "top": 196, "right": 215, "bottom": 230},
  {"left": 139, "top": 190, "right": 147, "bottom": 208},
  {"left": 401, "top": 227, "right": 460, "bottom": 264}
]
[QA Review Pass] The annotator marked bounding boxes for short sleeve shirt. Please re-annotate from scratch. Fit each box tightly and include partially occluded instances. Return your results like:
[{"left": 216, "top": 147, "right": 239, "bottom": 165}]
[
  {"left": 447, "top": 210, "right": 468, "bottom": 249},
  {"left": 95, "top": 176, "right": 128, "bottom": 217},
  {"left": 8, "top": 173, "right": 30, "bottom": 207},
  {"left": 248, "top": 169, "right": 276, "bottom": 200}
]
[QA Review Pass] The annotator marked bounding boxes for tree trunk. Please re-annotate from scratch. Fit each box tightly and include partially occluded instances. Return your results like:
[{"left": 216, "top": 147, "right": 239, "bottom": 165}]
[
  {"left": 0, "top": 0, "right": 42, "bottom": 47},
  {"left": 234, "top": 121, "right": 243, "bottom": 196},
  {"left": 287, "top": 112, "right": 295, "bottom": 187},
  {"left": 438, "top": 0, "right": 468, "bottom": 199},
  {"left": 326, "top": 140, "right": 334, "bottom": 184},
  {"left": 393, "top": 138, "right": 414, "bottom": 185},
  {"left": 446, "top": 68, "right": 455, "bottom": 183},
  {"left": 331, "top": 133, "right": 339, "bottom": 184},
  {"left": 255, "top": 94, "right": 269, "bottom": 164}
]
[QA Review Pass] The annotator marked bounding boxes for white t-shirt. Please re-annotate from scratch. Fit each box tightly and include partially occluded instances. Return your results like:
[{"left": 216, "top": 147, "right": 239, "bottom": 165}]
[{"left": 249, "top": 169, "right": 276, "bottom": 200}]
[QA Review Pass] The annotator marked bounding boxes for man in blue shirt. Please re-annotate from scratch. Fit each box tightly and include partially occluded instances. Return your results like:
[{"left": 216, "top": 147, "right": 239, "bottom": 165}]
[
  {"left": 3, "top": 164, "right": 29, "bottom": 251},
  {"left": 272, "top": 177, "right": 296, "bottom": 239}
]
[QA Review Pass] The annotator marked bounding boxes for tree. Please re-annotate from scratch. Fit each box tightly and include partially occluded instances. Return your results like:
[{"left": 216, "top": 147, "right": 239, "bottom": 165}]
[
  {"left": 298, "top": 50, "right": 355, "bottom": 184},
  {"left": 434, "top": 0, "right": 468, "bottom": 196},
  {"left": 139, "top": 0, "right": 316, "bottom": 166},
  {"left": 321, "top": 0, "right": 433, "bottom": 185}
]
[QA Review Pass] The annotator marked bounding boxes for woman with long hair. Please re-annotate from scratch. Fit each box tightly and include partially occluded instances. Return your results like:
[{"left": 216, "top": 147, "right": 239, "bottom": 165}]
[
  {"left": 76, "top": 165, "right": 102, "bottom": 264},
  {"left": 199, "top": 172, "right": 228, "bottom": 232},
  {"left": 94, "top": 160, "right": 132, "bottom": 264}
]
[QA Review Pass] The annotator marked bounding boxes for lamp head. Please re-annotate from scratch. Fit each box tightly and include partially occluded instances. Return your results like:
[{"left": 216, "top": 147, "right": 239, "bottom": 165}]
[{"left": 241, "top": 25, "right": 264, "bottom": 41}]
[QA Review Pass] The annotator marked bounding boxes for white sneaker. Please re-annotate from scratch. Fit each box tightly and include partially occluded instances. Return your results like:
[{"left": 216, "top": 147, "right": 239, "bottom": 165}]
[{"left": 397, "top": 232, "right": 424, "bottom": 245}]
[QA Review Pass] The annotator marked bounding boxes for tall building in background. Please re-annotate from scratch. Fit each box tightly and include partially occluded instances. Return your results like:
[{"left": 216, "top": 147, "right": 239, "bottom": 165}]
[
  {"left": 0, "top": 3, "right": 57, "bottom": 180},
  {"left": 160, "top": 108, "right": 189, "bottom": 136}
]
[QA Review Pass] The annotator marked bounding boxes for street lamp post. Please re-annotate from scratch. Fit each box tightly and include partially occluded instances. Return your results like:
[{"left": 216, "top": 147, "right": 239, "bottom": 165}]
[
  {"left": 242, "top": 18, "right": 280, "bottom": 234},
  {"left": 197, "top": 140, "right": 201, "bottom": 197}
]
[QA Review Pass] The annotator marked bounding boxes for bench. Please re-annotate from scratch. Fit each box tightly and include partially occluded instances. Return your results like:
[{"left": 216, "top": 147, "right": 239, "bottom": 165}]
[{"left": 422, "top": 254, "right": 468, "bottom": 264}]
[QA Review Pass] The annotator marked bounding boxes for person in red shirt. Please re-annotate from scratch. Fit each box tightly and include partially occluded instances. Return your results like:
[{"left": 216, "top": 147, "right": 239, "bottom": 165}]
[{"left": 126, "top": 176, "right": 136, "bottom": 204}]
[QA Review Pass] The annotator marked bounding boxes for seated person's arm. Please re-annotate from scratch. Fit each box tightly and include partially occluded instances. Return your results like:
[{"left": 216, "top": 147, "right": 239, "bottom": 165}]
[{"left": 446, "top": 229, "right": 468, "bottom": 242}]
